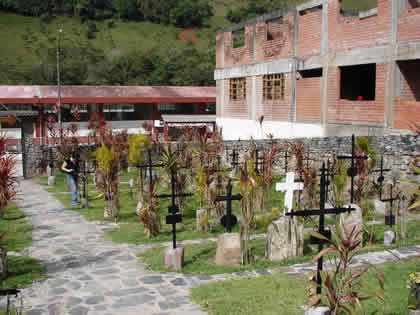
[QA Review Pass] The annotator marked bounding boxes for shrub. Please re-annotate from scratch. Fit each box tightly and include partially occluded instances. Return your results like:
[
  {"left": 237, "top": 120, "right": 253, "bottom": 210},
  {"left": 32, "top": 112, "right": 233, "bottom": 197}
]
[{"left": 86, "top": 30, "right": 96, "bottom": 39}]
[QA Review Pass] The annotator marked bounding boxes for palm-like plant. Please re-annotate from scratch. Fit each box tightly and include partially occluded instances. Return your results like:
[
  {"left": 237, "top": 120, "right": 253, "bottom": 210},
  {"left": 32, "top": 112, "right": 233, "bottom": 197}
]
[{"left": 308, "top": 224, "right": 386, "bottom": 314}]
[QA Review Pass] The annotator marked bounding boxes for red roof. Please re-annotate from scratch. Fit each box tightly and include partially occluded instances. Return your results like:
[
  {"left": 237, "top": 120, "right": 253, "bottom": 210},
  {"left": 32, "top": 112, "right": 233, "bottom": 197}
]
[{"left": 0, "top": 85, "right": 216, "bottom": 104}]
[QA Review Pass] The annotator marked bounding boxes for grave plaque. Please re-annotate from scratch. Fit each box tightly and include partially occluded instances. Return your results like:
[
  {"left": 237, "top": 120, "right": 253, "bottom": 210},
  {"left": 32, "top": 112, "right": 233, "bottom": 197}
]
[{"left": 285, "top": 162, "right": 355, "bottom": 294}]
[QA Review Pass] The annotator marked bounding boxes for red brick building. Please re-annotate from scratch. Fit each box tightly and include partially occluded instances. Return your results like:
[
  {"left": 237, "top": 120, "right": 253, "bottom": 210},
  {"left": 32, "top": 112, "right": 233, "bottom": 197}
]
[{"left": 215, "top": 0, "right": 420, "bottom": 140}]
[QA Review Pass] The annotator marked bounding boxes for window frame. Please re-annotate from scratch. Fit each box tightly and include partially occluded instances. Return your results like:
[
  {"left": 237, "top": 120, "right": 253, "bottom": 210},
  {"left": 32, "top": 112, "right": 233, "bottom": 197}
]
[
  {"left": 229, "top": 78, "right": 247, "bottom": 101},
  {"left": 263, "top": 74, "right": 285, "bottom": 101}
]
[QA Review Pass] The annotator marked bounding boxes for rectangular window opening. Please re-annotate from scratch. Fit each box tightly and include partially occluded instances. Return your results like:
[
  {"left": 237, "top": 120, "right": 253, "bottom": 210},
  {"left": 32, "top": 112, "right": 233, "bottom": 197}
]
[
  {"left": 266, "top": 17, "right": 283, "bottom": 41},
  {"left": 229, "top": 78, "right": 247, "bottom": 100},
  {"left": 263, "top": 74, "right": 285, "bottom": 101},
  {"left": 299, "top": 5, "right": 322, "bottom": 16},
  {"left": 299, "top": 68, "right": 323, "bottom": 78},
  {"left": 408, "top": 0, "right": 420, "bottom": 8},
  {"left": 232, "top": 29, "right": 245, "bottom": 48},
  {"left": 340, "top": 64, "right": 376, "bottom": 101},
  {"left": 397, "top": 60, "right": 420, "bottom": 101}
]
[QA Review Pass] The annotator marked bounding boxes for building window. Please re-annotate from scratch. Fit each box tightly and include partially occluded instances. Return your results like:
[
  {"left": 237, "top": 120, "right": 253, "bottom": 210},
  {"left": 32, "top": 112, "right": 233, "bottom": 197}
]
[
  {"left": 266, "top": 17, "right": 283, "bottom": 41},
  {"left": 229, "top": 78, "right": 247, "bottom": 100},
  {"left": 232, "top": 29, "right": 245, "bottom": 48},
  {"left": 340, "top": 64, "right": 376, "bottom": 101},
  {"left": 263, "top": 74, "right": 285, "bottom": 100}
]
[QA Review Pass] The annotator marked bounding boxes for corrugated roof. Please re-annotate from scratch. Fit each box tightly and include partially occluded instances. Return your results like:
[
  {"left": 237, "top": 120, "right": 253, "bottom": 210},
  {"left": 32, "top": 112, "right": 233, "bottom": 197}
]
[{"left": 0, "top": 85, "right": 216, "bottom": 104}]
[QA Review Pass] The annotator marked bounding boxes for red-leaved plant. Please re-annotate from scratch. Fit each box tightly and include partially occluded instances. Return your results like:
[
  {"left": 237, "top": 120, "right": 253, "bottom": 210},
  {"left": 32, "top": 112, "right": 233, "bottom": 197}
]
[
  {"left": 308, "top": 223, "right": 386, "bottom": 314},
  {"left": 0, "top": 132, "right": 18, "bottom": 218}
]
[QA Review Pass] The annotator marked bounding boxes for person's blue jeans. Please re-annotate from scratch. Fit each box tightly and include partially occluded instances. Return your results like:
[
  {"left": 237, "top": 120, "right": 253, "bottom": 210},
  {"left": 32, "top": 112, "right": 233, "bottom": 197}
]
[{"left": 65, "top": 174, "right": 78, "bottom": 205}]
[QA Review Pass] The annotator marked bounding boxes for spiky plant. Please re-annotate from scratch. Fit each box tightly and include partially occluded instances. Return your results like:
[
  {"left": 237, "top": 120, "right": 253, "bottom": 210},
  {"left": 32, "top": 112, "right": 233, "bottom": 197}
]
[{"left": 0, "top": 133, "right": 18, "bottom": 218}]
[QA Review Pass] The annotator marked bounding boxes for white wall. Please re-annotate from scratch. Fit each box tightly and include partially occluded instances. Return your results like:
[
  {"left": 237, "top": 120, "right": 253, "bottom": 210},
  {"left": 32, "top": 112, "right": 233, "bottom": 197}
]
[{"left": 217, "top": 118, "right": 326, "bottom": 140}]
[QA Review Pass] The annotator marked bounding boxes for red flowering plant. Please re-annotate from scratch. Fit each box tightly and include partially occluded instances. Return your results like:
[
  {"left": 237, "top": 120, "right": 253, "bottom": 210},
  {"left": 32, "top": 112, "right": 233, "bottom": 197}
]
[
  {"left": 308, "top": 224, "right": 386, "bottom": 314},
  {"left": 0, "top": 132, "right": 18, "bottom": 218}
]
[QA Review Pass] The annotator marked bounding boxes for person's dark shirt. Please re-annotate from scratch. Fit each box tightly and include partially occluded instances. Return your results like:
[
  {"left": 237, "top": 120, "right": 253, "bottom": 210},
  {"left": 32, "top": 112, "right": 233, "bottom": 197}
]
[{"left": 65, "top": 159, "right": 78, "bottom": 177}]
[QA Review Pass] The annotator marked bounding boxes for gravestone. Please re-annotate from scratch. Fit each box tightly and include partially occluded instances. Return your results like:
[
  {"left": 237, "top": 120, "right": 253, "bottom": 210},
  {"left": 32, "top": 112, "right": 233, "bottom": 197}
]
[
  {"left": 136, "top": 200, "right": 143, "bottom": 216},
  {"left": 305, "top": 307, "right": 330, "bottom": 315},
  {"left": 215, "top": 233, "right": 241, "bottom": 265},
  {"left": 339, "top": 204, "right": 363, "bottom": 246},
  {"left": 46, "top": 165, "right": 52, "bottom": 176},
  {"left": 48, "top": 175, "right": 56, "bottom": 186},
  {"left": 276, "top": 172, "right": 304, "bottom": 214},
  {"left": 196, "top": 209, "right": 208, "bottom": 232},
  {"left": 164, "top": 246, "right": 184, "bottom": 270},
  {"left": 373, "top": 199, "right": 386, "bottom": 215},
  {"left": 215, "top": 182, "right": 242, "bottom": 265},
  {"left": 265, "top": 216, "right": 304, "bottom": 260},
  {"left": 384, "top": 230, "right": 396, "bottom": 246}
]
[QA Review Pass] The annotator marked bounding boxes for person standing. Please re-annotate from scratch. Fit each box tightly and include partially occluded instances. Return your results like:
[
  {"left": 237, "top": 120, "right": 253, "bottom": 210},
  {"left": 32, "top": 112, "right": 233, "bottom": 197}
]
[{"left": 61, "top": 153, "right": 79, "bottom": 206}]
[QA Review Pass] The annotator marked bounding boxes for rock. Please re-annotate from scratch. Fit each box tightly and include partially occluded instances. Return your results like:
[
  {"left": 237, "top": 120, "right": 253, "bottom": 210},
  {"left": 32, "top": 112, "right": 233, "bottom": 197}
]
[
  {"left": 81, "top": 198, "right": 88, "bottom": 209},
  {"left": 196, "top": 209, "right": 209, "bottom": 232},
  {"left": 215, "top": 233, "right": 241, "bottom": 265},
  {"left": 164, "top": 245, "right": 184, "bottom": 270},
  {"left": 305, "top": 307, "right": 330, "bottom": 315},
  {"left": 384, "top": 230, "right": 396, "bottom": 246},
  {"left": 46, "top": 165, "right": 52, "bottom": 176},
  {"left": 373, "top": 199, "right": 386, "bottom": 215},
  {"left": 48, "top": 176, "right": 56, "bottom": 186},
  {"left": 136, "top": 200, "right": 143, "bottom": 216},
  {"left": 265, "top": 216, "right": 304, "bottom": 261},
  {"left": 339, "top": 204, "right": 363, "bottom": 247}
]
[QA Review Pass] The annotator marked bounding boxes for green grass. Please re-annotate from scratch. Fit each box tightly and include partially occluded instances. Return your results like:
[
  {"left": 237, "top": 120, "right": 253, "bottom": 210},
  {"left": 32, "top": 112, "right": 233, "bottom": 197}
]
[
  {"left": 191, "top": 256, "right": 420, "bottom": 315},
  {"left": 138, "top": 236, "right": 316, "bottom": 275},
  {"left": 0, "top": 202, "right": 32, "bottom": 252},
  {"left": 0, "top": 203, "right": 46, "bottom": 290},
  {"left": 36, "top": 171, "right": 285, "bottom": 244},
  {"left": 2, "top": 256, "right": 46, "bottom": 290}
]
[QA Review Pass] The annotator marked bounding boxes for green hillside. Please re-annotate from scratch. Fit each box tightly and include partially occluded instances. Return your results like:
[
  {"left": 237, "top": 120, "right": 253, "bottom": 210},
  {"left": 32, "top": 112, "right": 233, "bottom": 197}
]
[{"left": 0, "top": 0, "right": 377, "bottom": 86}]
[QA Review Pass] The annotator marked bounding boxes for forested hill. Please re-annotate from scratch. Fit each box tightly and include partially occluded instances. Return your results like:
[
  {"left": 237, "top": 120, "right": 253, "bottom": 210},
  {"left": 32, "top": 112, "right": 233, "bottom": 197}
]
[{"left": 0, "top": 0, "right": 377, "bottom": 86}]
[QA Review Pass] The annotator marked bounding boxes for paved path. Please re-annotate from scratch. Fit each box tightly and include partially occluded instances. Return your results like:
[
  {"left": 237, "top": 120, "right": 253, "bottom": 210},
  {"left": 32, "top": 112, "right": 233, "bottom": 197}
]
[{"left": 9, "top": 180, "right": 420, "bottom": 315}]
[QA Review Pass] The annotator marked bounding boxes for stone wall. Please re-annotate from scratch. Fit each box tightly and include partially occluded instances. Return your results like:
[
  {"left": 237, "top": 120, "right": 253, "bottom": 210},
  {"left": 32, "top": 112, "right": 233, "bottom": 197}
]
[{"left": 224, "top": 134, "right": 419, "bottom": 179}]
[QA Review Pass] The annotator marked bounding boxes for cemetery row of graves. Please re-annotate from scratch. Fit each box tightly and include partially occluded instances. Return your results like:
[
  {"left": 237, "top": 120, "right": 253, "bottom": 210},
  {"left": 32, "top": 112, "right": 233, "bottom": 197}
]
[{"left": 37, "top": 119, "right": 420, "bottom": 313}]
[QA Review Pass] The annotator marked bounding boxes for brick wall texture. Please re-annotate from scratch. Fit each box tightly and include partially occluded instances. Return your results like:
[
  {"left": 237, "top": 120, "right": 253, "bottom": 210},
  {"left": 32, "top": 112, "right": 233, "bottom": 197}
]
[{"left": 216, "top": 0, "right": 420, "bottom": 130}]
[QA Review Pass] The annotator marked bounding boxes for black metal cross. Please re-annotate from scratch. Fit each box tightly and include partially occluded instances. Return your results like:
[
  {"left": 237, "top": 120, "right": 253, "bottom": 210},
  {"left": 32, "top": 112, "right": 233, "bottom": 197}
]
[
  {"left": 228, "top": 148, "right": 240, "bottom": 170},
  {"left": 337, "top": 134, "right": 368, "bottom": 204},
  {"left": 381, "top": 184, "right": 398, "bottom": 227},
  {"left": 156, "top": 168, "right": 193, "bottom": 249},
  {"left": 215, "top": 181, "right": 242, "bottom": 233},
  {"left": 282, "top": 150, "right": 290, "bottom": 174},
  {"left": 286, "top": 162, "right": 355, "bottom": 294},
  {"left": 371, "top": 155, "right": 391, "bottom": 199},
  {"left": 137, "top": 149, "right": 164, "bottom": 184}
]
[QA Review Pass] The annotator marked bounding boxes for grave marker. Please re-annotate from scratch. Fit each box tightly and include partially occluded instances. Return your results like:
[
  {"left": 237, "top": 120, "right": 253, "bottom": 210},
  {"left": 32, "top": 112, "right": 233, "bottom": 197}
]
[
  {"left": 215, "top": 182, "right": 242, "bottom": 233},
  {"left": 381, "top": 184, "right": 398, "bottom": 227},
  {"left": 285, "top": 162, "right": 355, "bottom": 294},
  {"left": 372, "top": 155, "right": 391, "bottom": 199},
  {"left": 156, "top": 168, "right": 192, "bottom": 249},
  {"left": 337, "top": 134, "right": 368, "bottom": 203},
  {"left": 276, "top": 172, "right": 304, "bottom": 214}
]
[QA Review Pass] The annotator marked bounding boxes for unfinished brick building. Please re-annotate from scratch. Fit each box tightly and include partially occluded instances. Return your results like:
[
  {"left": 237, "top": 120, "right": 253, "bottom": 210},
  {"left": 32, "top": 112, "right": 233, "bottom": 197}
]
[{"left": 215, "top": 0, "right": 420, "bottom": 140}]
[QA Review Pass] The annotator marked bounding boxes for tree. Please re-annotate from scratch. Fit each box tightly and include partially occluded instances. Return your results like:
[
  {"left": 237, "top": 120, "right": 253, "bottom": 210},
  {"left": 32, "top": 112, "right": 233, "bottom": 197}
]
[{"left": 169, "top": 0, "right": 212, "bottom": 28}]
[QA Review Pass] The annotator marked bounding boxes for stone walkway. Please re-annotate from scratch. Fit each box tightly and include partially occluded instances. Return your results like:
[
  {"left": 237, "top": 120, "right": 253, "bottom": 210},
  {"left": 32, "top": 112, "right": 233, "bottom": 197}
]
[{"left": 7, "top": 180, "right": 420, "bottom": 315}]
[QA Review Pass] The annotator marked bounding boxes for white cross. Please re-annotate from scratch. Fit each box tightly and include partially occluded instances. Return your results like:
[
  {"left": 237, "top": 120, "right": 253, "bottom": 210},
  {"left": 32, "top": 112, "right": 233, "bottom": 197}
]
[{"left": 276, "top": 172, "right": 304, "bottom": 214}]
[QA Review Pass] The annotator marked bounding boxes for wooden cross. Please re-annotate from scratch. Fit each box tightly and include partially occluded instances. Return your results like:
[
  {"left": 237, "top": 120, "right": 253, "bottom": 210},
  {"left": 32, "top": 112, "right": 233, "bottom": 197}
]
[
  {"left": 276, "top": 172, "right": 304, "bottom": 214},
  {"left": 381, "top": 184, "right": 398, "bottom": 227},
  {"left": 371, "top": 155, "right": 391, "bottom": 199},
  {"left": 337, "top": 134, "right": 368, "bottom": 204},
  {"left": 156, "top": 168, "right": 192, "bottom": 249},
  {"left": 215, "top": 181, "right": 242, "bottom": 233},
  {"left": 285, "top": 162, "right": 355, "bottom": 294}
]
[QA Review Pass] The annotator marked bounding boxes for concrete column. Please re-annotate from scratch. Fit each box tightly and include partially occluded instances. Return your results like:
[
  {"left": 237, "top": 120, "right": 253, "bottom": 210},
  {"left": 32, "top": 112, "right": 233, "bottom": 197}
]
[
  {"left": 221, "top": 80, "right": 225, "bottom": 119},
  {"left": 252, "top": 24, "right": 257, "bottom": 64},
  {"left": 385, "top": 0, "right": 399, "bottom": 129},
  {"left": 251, "top": 76, "right": 257, "bottom": 121},
  {"left": 321, "top": 3, "right": 329, "bottom": 125},
  {"left": 291, "top": 10, "right": 299, "bottom": 122}
]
